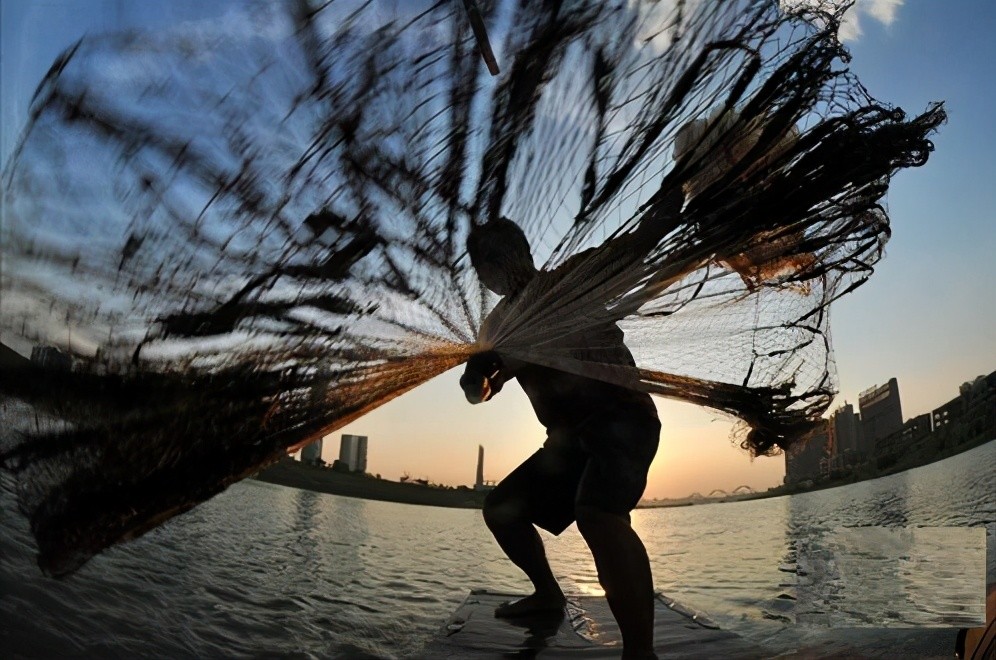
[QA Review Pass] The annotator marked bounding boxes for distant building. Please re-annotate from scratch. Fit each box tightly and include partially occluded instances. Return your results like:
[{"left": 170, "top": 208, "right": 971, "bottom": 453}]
[
  {"left": 30, "top": 346, "right": 72, "bottom": 371},
  {"left": 355, "top": 436, "right": 368, "bottom": 473},
  {"left": 876, "top": 413, "right": 931, "bottom": 465},
  {"left": 932, "top": 394, "right": 964, "bottom": 431},
  {"left": 858, "top": 378, "right": 903, "bottom": 456},
  {"left": 338, "top": 434, "right": 368, "bottom": 473},
  {"left": 902, "top": 413, "right": 933, "bottom": 443},
  {"left": 963, "top": 373, "right": 996, "bottom": 444},
  {"left": 301, "top": 438, "right": 323, "bottom": 465},
  {"left": 931, "top": 373, "right": 994, "bottom": 434},
  {"left": 787, "top": 371, "right": 994, "bottom": 485},
  {"left": 830, "top": 403, "right": 862, "bottom": 467},
  {"left": 339, "top": 435, "right": 356, "bottom": 469},
  {"left": 933, "top": 372, "right": 996, "bottom": 450},
  {"left": 960, "top": 374, "right": 992, "bottom": 397},
  {"left": 784, "top": 421, "right": 830, "bottom": 483}
]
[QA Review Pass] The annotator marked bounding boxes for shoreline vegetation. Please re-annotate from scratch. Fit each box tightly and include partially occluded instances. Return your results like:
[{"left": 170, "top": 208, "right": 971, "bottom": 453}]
[
  {"left": 253, "top": 435, "right": 994, "bottom": 510},
  {"left": 253, "top": 458, "right": 488, "bottom": 509}
]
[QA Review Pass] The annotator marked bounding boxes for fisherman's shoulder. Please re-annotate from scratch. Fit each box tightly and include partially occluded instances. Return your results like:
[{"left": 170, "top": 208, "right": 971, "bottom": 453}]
[
  {"left": 529, "top": 248, "right": 601, "bottom": 292},
  {"left": 549, "top": 247, "right": 599, "bottom": 277}
]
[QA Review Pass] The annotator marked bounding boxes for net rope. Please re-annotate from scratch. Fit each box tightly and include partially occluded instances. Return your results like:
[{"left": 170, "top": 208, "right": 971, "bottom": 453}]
[{"left": 0, "top": 0, "right": 944, "bottom": 575}]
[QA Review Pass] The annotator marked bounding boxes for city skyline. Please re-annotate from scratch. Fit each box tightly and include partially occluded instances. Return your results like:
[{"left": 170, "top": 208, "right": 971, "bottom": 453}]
[
  {"left": 3, "top": 1, "right": 994, "bottom": 499},
  {"left": 331, "top": 364, "right": 995, "bottom": 496}
]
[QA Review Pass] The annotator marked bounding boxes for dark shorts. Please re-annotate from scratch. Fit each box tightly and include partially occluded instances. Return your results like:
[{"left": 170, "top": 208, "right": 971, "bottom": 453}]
[{"left": 484, "top": 412, "right": 661, "bottom": 535}]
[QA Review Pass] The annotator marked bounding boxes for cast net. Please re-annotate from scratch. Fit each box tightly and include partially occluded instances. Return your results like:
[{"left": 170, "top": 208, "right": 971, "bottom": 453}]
[{"left": 0, "top": 0, "right": 944, "bottom": 575}]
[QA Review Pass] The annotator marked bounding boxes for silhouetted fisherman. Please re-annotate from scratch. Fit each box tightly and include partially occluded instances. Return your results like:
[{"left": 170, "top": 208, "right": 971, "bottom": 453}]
[{"left": 461, "top": 217, "right": 667, "bottom": 659}]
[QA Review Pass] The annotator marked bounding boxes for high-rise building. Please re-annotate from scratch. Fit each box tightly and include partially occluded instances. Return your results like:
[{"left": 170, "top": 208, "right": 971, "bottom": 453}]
[
  {"left": 830, "top": 403, "right": 861, "bottom": 456},
  {"left": 355, "top": 435, "right": 368, "bottom": 473},
  {"left": 339, "top": 435, "right": 355, "bottom": 469},
  {"left": 858, "top": 378, "right": 903, "bottom": 456},
  {"left": 339, "top": 434, "right": 368, "bottom": 472},
  {"left": 301, "top": 438, "right": 323, "bottom": 464}
]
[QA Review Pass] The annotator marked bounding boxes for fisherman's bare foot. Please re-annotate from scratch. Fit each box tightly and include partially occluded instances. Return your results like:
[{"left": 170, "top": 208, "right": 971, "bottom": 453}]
[{"left": 494, "top": 592, "right": 566, "bottom": 618}]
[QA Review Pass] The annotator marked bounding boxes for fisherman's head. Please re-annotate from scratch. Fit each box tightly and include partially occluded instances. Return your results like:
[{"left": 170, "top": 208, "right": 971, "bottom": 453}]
[{"left": 466, "top": 218, "right": 537, "bottom": 296}]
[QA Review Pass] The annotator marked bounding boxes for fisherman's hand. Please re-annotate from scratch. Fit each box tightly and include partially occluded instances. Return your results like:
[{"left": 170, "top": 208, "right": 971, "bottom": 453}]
[{"left": 460, "top": 351, "right": 505, "bottom": 404}]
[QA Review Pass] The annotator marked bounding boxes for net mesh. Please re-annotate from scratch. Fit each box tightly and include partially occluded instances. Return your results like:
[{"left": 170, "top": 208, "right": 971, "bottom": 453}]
[{"left": 0, "top": 0, "right": 944, "bottom": 575}]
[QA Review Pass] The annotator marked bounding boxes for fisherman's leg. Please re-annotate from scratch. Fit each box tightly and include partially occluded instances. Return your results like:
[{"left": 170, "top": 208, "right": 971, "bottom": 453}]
[
  {"left": 482, "top": 445, "right": 583, "bottom": 617},
  {"left": 483, "top": 492, "right": 565, "bottom": 616},
  {"left": 576, "top": 504, "right": 656, "bottom": 659},
  {"left": 576, "top": 415, "right": 661, "bottom": 658}
]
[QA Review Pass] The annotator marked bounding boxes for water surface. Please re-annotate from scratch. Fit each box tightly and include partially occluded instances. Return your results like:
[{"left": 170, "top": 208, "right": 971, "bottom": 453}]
[{"left": 2, "top": 441, "right": 993, "bottom": 658}]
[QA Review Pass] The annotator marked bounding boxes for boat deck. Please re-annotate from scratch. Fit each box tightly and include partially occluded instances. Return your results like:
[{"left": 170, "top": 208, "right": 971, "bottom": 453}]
[{"left": 420, "top": 590, "right": 764, "bottom": 658}]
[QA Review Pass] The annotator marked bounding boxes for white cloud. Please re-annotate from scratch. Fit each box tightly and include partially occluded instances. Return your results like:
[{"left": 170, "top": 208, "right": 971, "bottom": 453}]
[
  {"left": 783, "top": 0, "right": 904, "bottom": 42},
  {"left": 636, "top": 0, "right": 905, "bottom": 48},
  {"left": 864, "top": 0, "right": 903, "bottom": 25},
  {"left": 838, "top": 8, "right": 863, "bottom": 42}
]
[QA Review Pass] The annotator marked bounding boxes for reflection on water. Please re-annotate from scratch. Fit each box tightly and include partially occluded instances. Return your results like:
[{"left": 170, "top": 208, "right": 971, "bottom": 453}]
[
  {"left": 627, "top": 443, "right": 993, "bottom": 653},
  {"left": 793, "top": 526, "right": 986, "bottom": 627},
  {"left": 785, "top": 469, "right": 986, "bottom": 629},
  {"left": 1, "top": 441, "right": 993, "bottom": 658}
]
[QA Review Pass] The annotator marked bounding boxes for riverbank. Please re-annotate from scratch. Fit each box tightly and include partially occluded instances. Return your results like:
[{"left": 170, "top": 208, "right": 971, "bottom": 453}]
[
  {"left": 642, "top": 435, "right": 996, "bottom": 509},
  {"left": 253, "top": 458, "right": 487, "bottom": 509},
  {"left": 256, "top": 436, "right": 996, "bottom": 512}
]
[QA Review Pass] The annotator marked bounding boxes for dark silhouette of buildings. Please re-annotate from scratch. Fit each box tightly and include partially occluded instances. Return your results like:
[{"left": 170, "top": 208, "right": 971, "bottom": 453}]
[
  {"left": 829, "top": 402, "right": 862, "bottom": 470},
  {"left": 928, "top": 374, "right": 995, "bottom": 449},
  {"left": 875, "top": 373, "right": 994, "bottom": 471},
  {"left": 786, "top": 370, "right": 996, "bottom": 484},
  {"left": 858, "top": 378, "right": 903, "bottom": 456}
]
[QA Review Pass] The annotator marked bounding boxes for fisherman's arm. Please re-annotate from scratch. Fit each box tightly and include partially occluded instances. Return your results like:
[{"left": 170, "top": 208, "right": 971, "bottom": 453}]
[{"left": 462, "top": 300, "right": 521, "bottom": 404}]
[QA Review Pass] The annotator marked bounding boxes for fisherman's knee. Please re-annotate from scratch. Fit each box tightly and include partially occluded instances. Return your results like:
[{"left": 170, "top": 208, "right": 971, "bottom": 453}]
[
  {"left": 574, "top": 504, "right": 629, "bottom": 539},
  {"left": 574, "top": 504, "right": 629, "bottom": 548},
  {"left": 483, "top": 491, "right": 525, "bottom": 528},
  {"left": 574, "top": 504, "right": 599, "bottom": 536}
]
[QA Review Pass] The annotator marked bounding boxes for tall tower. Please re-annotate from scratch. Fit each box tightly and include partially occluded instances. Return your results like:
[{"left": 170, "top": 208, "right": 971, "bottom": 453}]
[{"left": 475, "top": 445, "right": 484, "bottom": 488}]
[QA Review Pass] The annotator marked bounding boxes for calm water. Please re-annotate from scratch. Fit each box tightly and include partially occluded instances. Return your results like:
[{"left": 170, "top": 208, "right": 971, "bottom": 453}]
[{"left": 2, "top": 441, "right": 993, "bottom": 658}]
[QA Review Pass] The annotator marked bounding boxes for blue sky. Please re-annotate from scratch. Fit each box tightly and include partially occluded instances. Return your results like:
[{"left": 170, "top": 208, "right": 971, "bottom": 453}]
[
  {"left": 2, "top": 1, "right": 993, "bottom": 498},
  {"left": 826, "top": 2, "right": 996, "bottom": 410}
]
